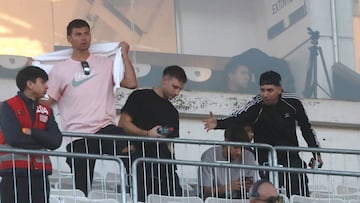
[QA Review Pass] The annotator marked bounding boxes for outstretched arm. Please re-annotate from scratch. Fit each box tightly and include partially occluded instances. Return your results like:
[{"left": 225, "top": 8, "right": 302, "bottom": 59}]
[
  {"left": 204, "top": 96, "right": 260, "bottom": 132},
  {"left": 203, "top": 111, "right": 217, "bottom": 131},
  {"left": 203, "top": 111, "right": 249, "bottom": 131}
]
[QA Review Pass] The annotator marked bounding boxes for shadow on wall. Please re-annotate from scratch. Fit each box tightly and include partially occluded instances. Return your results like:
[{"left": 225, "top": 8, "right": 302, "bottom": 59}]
[
  {"left": 211, "top": 48, "right": 295, "bottom": 94},
  {"left": 332, "top": 63, "right": 360, "bottom": 101},
  {"left": 136, "top": 49, "right": 296, "bottom": 95},
  {"left": 3, "top": 54, "right": 359, "bottom": 102},
  {"left": 0, "top": 52, "right": 296, "bottom": 95}
]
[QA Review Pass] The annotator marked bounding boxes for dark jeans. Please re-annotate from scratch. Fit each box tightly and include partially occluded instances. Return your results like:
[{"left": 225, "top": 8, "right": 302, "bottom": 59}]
[
  {"left": 1, "top": 174, "right": 50, "bottom": 203},
  {"left": 66, "top": 124, "right": 129, "bottom": 196}
]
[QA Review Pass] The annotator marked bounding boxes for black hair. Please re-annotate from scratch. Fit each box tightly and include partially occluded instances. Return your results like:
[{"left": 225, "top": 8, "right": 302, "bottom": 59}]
[
  {"left": 224, "top": 126, "right": 250, "bottom": 142},
  {"left": 67, "top": 19, "right": 90, "bottom": 36},
  {"left": 223, "top": 48, "right": 268, "bottom": 74},
  {"left": 224, "top": 56, "right": 250, "bottom": 74},
  {"left": 249, "top": 179, "right": 273, "bottom": 198},
  {"left": 259, "top": 70, "right": 282, "bottom": 86},
  {"left": 163, "top": 65, "right": 187, "bottom": 83},
  {"left": 16, "top": 66, "right": 48, "bottom": 92}
]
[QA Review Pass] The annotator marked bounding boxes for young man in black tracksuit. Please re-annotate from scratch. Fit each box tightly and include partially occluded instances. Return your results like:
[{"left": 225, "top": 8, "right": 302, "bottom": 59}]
[{"left": 204, "top": 70, "right": 323, "bottom": 197}]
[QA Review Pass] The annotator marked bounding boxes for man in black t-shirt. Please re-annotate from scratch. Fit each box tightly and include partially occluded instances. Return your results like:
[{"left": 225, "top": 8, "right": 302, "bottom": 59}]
[{"left": 119, "top": 65, "right": 187, "bottom": 201}]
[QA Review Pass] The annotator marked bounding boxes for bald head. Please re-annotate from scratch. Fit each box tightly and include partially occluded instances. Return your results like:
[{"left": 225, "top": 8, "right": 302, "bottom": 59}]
[{"left": 249, "top": 179, "right": 280, "bottom": 203}]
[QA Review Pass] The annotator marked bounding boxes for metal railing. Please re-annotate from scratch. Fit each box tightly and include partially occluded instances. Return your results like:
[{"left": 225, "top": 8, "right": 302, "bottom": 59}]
[
  {"left": 5, "top": 132, "right": 359, "bottom": 202},
  {"left": 132, "top": 157, "right": 360, "bottom": 202},
  {"left": 0, "top": 146, "right": 127, "bottom": 203}
]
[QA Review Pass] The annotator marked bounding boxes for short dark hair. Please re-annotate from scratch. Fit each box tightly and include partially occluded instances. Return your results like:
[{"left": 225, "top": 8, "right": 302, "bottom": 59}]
[
  {"left": 163, "top": 65, "right": 187, "bottom": 83},
  {"left": 224, "top": 126, "right": 250, "bottom": 142},
  {"left": 259, "top": 70, "right": 281, "bottom": 86},
  {"left": 67, "top": 19, "right": 90, "bottom": 36},
  {"left": 16, "top": 66, "right": 48, "bottom": 91}
]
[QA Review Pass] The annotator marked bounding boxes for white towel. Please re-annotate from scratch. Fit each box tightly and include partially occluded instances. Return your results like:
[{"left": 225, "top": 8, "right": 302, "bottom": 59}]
[{"left": 32, "top": 42, "right": 124, "bottom": 91}]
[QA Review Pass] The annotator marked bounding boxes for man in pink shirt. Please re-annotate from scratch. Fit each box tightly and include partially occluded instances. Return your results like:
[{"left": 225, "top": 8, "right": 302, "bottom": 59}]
[{"left": 42, "top": 19, "right": 137, "bottom": 195}]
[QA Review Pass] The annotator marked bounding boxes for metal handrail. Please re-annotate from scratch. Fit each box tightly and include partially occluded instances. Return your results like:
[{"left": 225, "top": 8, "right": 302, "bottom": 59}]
[
  {"left": 0, "top": 147, "right": 127, "bottom": 203},
  {"left": 131, "top": 157, "right": 360, "bottom": 203}
]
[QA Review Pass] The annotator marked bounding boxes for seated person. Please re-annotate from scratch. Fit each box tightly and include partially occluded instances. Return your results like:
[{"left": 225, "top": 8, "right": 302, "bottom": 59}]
[
  {"left": 249, "top": 179, "right": 282, "bottom": 203},
  {"left": 243, "top": 124, "right": 254, "bottom": 143},
  {"left": 199, "top": 126, "right": 256, "bottom": 199}
]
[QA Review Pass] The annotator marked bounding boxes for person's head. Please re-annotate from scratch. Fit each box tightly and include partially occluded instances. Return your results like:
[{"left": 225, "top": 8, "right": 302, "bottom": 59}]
[
  {"left": 229, "top": 65, "right": 252, "bottom": 91},
  {"left": 249, "top": 179, "right": 281, "bottom": 203},
  {"left": 66, "top": 19, "right": 91, "bottom": 51},
  {"left": 225, "top": 59, "right": 253, "bottom": 92},
  {"left": 224, "top": 126, "right": 251, "bottom": 161},
  {"left": 259, "top": 71, "right": 283, "bottom": 106},
  {"left": 16, "top": 66, "right": 49, "bottom": 100},
  {"left": 244, "top": 125, "right": 254, "bottom": 141},
  {"left": 160, "top": 65, "right": 187, "bottom": 100}
]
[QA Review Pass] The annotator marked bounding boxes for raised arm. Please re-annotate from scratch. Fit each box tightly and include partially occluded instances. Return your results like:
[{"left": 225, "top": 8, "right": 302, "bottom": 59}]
[
  {"left": 203, "top": 111, "right": 218, "bottom": 131},
  {"left": 204, "top": 96, "right": 261, "bottom": 132},
  {"left": 119, "top": 41, "right": 137, "bottom": 89}
]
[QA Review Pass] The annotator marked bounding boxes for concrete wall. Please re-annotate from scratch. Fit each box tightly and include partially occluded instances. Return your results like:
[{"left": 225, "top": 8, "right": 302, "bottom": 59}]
[
  {"left": 1, "top": 0, "right": 359, "bottom": 189},
  {"left": 176, "top": 0, "right": 356, "bottom": 98}
]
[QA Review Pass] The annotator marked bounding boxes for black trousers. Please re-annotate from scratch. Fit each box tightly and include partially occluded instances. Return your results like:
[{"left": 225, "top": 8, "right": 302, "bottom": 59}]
[
  {"left": 135, "top": 143, "right": 182, "bottom": 202},
  {"left": 1, "top": 174, "right": 50, "bottom": 203},
  {"left": 278, "top": 167, "right": 309, "bottom": 197},
  {"left": 260, "top": 154, "right": 309, "bottom": 197},
  {"left": 65, "top": 124, "right": 129, "bottom": 196}
]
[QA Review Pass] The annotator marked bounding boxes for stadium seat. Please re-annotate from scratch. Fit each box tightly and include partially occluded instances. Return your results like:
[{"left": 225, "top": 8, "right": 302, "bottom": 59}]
[
  {"left": 290, "top": 195, "right": 346, "bottom": 203},
  {"left": 88, "top": 189, "right": 131, "bottom": 202},
  {"left": 61, "top": 196, "right": 118, "bottom": 203},
  {"left": 147, "top": 194, "right": 203, "bottom": 203},
  {"left": 49, "top": 196, "right": 61, "bottom": 203},
  {"left": 50, "top": 188, "right": 86, "bottom": 198},
  {"left": 204, "top": 197, "right": 248, "bottom": 203},
  {"left": 308, "top": 184, "right": 329, "bottom": 193},
  {"left": 310, "top": 191, "right": 360, "bottom": 200},
  {"left": 336, "top": 185, "right": 360, "bottom": 194}
]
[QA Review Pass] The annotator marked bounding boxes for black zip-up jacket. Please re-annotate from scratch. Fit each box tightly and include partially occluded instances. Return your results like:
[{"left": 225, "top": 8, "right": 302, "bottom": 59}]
[{"left": 216, "top": 93, "right": 320, "bottom": 164}]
